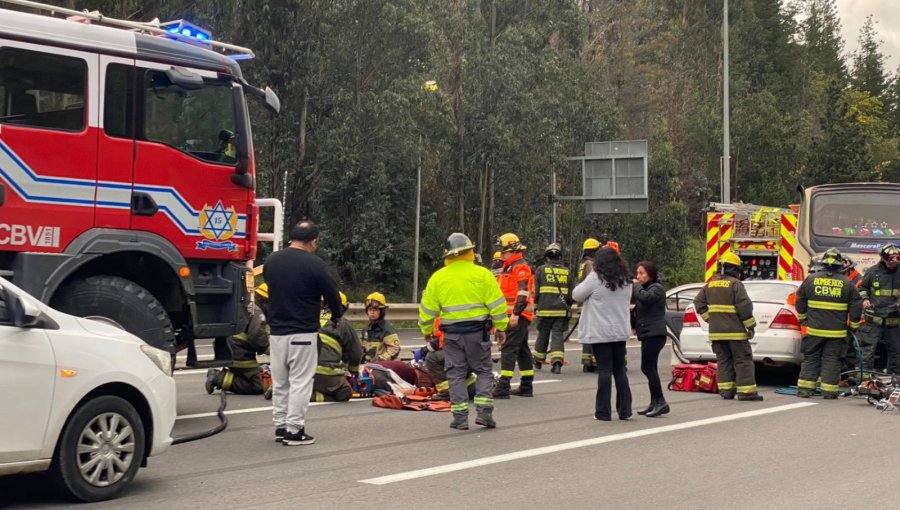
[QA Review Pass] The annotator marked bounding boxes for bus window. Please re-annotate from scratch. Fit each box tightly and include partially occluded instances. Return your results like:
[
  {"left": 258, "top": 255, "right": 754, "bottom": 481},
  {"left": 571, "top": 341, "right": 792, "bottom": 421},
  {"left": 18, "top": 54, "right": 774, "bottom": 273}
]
[
  {"left": 811, "top": 191, "right": 900, "bottom": 239},
  {"left": 0, "top": 47, "right": 86, "bottom": 132}
]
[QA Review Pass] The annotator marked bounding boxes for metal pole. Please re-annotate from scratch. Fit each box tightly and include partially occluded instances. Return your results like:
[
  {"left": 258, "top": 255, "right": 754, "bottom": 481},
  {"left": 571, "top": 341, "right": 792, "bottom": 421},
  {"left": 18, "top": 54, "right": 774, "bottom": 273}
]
[
  {"left": 550, "top": 167, "right": 557, "bottom": 243},
  {"left": 722, "top": 0, "right": 731, "bottom": 204},
  {"left": 412, "top": 134, "right": 422, "bottom": 303}
]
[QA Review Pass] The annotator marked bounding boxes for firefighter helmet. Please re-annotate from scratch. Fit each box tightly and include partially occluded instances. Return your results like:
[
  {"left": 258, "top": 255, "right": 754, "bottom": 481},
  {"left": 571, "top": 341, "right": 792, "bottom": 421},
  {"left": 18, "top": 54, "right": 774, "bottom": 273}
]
[
  {"left": 255, "top": 283, "right": 268, "bottom": 299},
  {"left": 497, "top": 233, "right": 526, "bottom": 252},
  {"left": 492, "top": 251, "right": 502, "bottom": 261},
  {"left": 582, "top": 238, "right": 601, "bottom": 251},
  {"left": 820, "top": 249, "right": 843, "bottom": 269},
  {"left": 544, "top": 243, "right": 562, "bottom": 258},
  {"left": 365, "top": 292, "right": 388, "bottom": 309},
  {"left": 719, "top": 251, "right": 742, "bottom": 268},
  {"left": 444, "top": 232, "right": 475, "bottom": 258},
  {"left": 339, "top": 291, "right": 348, "bottom": 308},
  {"left": 881, "top": 243, "right": 900, "bottom": 265},
  {"left": 604, "top": 241, "right": 621, "bottom": 254}
]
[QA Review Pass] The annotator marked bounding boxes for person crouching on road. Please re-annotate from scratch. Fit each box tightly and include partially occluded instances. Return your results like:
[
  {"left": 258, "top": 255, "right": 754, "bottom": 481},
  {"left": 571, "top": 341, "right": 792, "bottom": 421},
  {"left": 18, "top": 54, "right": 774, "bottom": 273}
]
[
  {"left": 573, "top": 247, "right": 633, "bottom": 421},
  {"left": 419, "top": 233, "right": 509, "bottom": 430},
  {"left": 493, "top": 233, "right": 536, "bottom": 399},
  {"left": 206, "top": 283, "right": 272, "bottom": 398},
  {"left": 361, "top": 292, "right": 401, "bottom": 363},
  {"left": 264, "top": 221, "right": 344, "bottom": 446},
  {"left": 693, "top": 252, "right": 761, "bottom": 401},
  {"left": 631, "top": 261, "right": 669, "bottom": 417},
  {"left": 313, "top": 291, "right": 364, "bottom": 402},
  {"left": 794, "top": 249, "right": 862, "bottom": 398}
]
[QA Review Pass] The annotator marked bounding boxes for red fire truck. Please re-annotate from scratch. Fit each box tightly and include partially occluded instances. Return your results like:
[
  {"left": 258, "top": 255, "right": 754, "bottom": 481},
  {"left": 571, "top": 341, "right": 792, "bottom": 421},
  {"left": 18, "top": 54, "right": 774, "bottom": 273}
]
[{"left": 0, "top": 1, "right": 282, "bottom": 360}]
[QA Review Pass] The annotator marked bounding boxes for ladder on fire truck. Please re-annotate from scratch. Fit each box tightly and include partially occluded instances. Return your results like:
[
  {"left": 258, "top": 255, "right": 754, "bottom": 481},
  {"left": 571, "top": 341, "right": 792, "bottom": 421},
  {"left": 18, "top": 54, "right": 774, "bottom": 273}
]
[{"left": 0, "top": 0, "right": 255, "bottom": 59}]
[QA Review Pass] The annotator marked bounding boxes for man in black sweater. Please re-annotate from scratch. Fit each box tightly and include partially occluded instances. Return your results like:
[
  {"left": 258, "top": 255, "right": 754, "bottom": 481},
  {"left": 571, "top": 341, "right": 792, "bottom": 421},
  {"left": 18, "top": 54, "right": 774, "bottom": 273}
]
[{"left": 264, "top": 221, "right": 343, "bottom": 446}]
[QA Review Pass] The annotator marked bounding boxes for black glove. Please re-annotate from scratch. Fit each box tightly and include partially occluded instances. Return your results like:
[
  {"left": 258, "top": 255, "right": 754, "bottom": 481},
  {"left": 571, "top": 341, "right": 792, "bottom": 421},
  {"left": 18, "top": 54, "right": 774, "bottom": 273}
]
[{"left": 747, "top": 327, "right": 755, "bottom": 340}]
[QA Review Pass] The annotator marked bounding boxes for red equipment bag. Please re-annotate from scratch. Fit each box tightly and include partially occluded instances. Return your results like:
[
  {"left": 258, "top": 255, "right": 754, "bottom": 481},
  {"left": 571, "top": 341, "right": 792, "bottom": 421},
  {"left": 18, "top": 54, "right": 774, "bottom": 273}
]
[
  {"left": 668, "top": 363, "right": 705, "bottom": 392},
  {"left": 697, "top": 363, "right": 718, "bottom": 393}
]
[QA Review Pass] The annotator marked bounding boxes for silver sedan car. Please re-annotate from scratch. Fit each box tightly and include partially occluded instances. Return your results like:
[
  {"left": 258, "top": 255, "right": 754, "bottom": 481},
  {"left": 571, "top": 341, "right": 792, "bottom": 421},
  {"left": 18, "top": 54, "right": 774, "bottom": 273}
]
[{"left": 676, "top": 280, "right": 802, "bottom": 367}]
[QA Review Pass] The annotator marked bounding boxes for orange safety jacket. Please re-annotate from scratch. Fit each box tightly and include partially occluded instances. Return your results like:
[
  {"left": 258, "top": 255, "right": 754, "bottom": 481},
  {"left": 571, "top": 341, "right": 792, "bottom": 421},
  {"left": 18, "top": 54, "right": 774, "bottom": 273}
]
[{"left": 497, "top": 252, "right": 534, "bottom": 321}]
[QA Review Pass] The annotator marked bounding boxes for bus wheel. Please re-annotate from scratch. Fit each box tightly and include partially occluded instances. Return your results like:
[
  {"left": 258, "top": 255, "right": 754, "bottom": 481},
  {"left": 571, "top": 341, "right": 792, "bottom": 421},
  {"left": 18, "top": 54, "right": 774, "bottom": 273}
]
[{"left": 51, "top": 275, "right": 175, "bottom": 352}]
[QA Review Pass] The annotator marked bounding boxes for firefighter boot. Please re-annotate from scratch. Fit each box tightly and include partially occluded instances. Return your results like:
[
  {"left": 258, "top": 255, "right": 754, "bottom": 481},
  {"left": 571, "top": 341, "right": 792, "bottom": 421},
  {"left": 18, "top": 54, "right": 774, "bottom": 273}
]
[
  {"left": 796, "top": 388, "right": 814, "bottom": 398},
  {"left": 475, "top": 408, "right": 496, "bottom": 429},
  {"left": 720, "top": 390, "right": 736, "bottom": 400},
  {"left": 492, "top": 377, "right": 511, "bottom": 399},
  {"left": 583, "top": 363, "right": 596, "bottom": 373},
  {"left": 551, "top": 361, "right": 563, "bottom": 374},
  {"left": 450, "top": 413, "right": 469, "bottom": 430},
  {"left": 205, "top": 368, "right": 224, "bottom": 394},
  {"left": 511, "top": 376, "right": 534, "bottom": 397},
  {"left": 737, "top": 393, "right": 764, "bottom": 402}
]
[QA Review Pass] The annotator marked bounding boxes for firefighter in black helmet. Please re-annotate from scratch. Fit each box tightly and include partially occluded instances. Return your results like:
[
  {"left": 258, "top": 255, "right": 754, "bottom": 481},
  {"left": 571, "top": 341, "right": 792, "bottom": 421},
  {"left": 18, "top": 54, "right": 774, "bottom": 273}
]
[
  {"left": 795, "top": 249, "right": 862, "bottom": 398},
  {"left": 533, "top": 243, "right": 572, "bottom": 374},
  {"left": 857, "top": 243, "right": 900, "bottom": 372}
]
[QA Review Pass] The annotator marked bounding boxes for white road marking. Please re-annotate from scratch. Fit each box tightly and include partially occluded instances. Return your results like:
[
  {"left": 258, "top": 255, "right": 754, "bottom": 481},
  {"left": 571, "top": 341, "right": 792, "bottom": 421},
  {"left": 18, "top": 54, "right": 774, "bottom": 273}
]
[
  {"left": 175, "top": 380, "right": 561, "bottom": 420},
  {"left": 358, "top": 402, "right": 817, "bottom": 485}
]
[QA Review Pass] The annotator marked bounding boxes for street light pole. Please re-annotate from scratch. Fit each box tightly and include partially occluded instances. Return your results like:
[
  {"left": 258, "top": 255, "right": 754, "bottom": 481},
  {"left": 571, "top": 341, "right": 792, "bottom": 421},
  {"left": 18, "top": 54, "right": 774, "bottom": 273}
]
[
  {"left": 412, "top": 134, "right": 422, "bottom": 303},
  {"left": 722, "top": 0, "right": 731, "bottom": 204}
]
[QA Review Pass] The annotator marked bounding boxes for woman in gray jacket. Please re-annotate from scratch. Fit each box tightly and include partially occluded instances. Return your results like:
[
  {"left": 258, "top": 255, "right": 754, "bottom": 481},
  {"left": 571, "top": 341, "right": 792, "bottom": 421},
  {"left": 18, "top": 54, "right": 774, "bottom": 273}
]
[{"left": 572, "top": 247, "right": 633, "bottom": 421}]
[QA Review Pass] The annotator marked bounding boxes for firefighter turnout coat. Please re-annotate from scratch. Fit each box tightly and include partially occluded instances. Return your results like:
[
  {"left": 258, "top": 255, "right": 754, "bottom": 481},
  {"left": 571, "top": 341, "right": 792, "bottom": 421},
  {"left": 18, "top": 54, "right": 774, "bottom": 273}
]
[
  {"left": 795, "top": 271, "right": 863, "bottom": 339},
  {"left": 318, "top": 314, "right": 364, "bottom": 376},
  {"left": 535, "top": 261, "right": 572, "bottom": 318},
  {"left": 693, "top": 274, "right": 757, "bottom": 341}
]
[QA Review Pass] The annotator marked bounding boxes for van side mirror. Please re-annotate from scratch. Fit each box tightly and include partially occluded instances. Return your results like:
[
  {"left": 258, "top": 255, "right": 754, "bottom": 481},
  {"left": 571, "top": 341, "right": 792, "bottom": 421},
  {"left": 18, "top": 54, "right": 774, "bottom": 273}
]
[
  {"left": 264, "top": 86, "right": 281, "bottom": 115},
  {"left": 6, "top": 291, "right": 41, "bottom": 328}
]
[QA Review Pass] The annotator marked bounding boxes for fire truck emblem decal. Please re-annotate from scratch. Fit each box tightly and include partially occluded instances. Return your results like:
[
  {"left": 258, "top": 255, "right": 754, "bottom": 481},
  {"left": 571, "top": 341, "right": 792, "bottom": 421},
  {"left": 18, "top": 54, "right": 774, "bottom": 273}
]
[{"left": 196, "top": 201, "right": 239, "bottom": 251}]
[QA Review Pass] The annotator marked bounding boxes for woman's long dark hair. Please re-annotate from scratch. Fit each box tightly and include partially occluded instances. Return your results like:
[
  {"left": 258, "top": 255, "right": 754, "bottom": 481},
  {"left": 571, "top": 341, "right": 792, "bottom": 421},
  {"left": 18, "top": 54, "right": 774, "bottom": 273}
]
[
  {"left": 636, "top": 260, "right": 659, "bottom": 284},
  {"left": 594, "top": 247, "right": 630, "bottom": 290}
]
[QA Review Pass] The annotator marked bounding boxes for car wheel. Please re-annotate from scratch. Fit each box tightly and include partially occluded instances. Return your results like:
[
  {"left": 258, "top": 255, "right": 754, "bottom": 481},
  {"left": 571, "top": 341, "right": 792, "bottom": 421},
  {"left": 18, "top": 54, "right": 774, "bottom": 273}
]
[
  {"left": 51, "top": 275, "right": 175, "bottom": 352},
  {"left": 50, "top": 395, "right": 146, "bottom": 502}
]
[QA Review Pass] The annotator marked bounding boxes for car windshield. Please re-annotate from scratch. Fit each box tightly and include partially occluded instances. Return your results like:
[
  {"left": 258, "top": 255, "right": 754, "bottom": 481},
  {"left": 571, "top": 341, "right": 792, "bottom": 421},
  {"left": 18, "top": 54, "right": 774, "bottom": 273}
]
[{"left": 744, "top": 283, "right": 796, "bottom": 302}]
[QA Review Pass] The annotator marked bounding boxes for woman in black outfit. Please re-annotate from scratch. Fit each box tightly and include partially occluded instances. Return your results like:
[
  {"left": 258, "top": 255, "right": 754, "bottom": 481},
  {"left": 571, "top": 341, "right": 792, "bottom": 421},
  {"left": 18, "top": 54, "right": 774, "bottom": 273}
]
[{"left": 632, "top": 261, "right": 669, "bottom": 417}]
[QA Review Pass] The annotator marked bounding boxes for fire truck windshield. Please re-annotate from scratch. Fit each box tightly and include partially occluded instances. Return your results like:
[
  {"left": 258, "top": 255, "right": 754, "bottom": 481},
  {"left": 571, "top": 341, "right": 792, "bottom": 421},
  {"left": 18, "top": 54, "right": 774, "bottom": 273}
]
[
  {"left": 143, "top": 71, "right": 239, "bottom": 165},
  {"left": 811, "top": 191, "right": 900, "bottom": 240}
]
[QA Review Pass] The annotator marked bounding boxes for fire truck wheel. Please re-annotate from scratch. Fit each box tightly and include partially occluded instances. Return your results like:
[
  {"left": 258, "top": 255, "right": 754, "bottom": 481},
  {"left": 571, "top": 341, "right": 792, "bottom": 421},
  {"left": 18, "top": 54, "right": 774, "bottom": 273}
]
[{"left": 51, "top": 275, "right": 175, "bottom": 351}]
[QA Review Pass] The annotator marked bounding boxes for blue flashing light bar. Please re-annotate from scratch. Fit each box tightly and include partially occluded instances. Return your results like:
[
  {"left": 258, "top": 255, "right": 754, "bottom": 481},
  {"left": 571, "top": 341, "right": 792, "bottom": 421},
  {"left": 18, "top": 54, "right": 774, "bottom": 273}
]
[{"left": 160, "top": 19, "right": 212, "bottom": 46}]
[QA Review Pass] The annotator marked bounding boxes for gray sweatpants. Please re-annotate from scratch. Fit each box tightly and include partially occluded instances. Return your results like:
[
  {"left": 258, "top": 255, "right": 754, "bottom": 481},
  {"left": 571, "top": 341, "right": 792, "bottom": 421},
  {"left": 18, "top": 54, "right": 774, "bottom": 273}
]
[
  {"left": 270, "top": 333, "right": 318, "bottom": 433},
  {"left": 444, "top": 329, "right": 494, "bottom": 416}
]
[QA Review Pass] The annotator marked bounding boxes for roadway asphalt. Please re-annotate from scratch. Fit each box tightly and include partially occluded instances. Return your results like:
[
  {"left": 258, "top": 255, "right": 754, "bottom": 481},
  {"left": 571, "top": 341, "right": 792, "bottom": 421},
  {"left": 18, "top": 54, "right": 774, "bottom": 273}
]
[{"left": 3, "top": 331, "right": 899, "bottom": 509}]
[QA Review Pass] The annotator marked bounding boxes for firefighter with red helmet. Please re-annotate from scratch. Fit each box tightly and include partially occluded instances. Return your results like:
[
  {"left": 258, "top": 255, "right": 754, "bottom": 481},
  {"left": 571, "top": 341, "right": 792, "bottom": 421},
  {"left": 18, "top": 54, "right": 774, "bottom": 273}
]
[
  {"left": 578, "top": 238, "right": 601, "bottom": 372},
  {"left": 492, "top": 233, "right": 536, "bottom": 398},
  {"left": 693, "top": 251, "right": 762, "bottom": 401},
  {"left": 361, "top": 292, "right": 401, "bottom": 363},
  {"left": 206, "top": 284, "right": 272, "bottom": 397},
  {"left": 533, "top": 243, "right": 572, "bottom": 374},
  {"left": 794, "top": 249, "right": 863, "bottom": 398},
  {"left": 857, "top": 243, "right": 900, "bottom": 373},
  {"left": 313, "top": 292, "right": 364, "bottom": 402}
]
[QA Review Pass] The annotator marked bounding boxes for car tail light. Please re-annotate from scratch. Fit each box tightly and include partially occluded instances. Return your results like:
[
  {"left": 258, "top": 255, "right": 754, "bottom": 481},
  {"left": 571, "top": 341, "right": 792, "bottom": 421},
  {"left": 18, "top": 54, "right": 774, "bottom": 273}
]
[
  {"left": 683, "top": 306, "right": 701, "bottom": 327},
  {"left": 770, "top": 308, "right": 800, "bottom": 330}
]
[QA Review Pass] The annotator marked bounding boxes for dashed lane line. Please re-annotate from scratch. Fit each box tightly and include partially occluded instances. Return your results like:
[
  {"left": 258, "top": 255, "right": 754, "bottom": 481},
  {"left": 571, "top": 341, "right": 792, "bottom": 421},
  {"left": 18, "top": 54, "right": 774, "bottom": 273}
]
[{"left": 358, "top": 402, "right": 817, "bottom": 485}]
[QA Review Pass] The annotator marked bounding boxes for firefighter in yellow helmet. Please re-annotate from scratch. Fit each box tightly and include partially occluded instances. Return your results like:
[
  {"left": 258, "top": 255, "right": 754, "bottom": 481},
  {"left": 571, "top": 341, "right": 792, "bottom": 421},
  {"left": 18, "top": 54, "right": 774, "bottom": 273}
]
[
  {"left": 419, "top": 232, "right": 508, "bottom": 429},
  {"left": 206, "top": 283, "right": 272, "bottom": 398},
  {"left": 578, "top": 238, "right": 601, "bottom": 372},
  {"left": 693, "top": 251, "right": 762, "bottom": 401},
  {"left": 491, "top": 251, "right": 504, "bottom": 276},
  {"left": 361, "top": 291, "right": 401, "bottom": 362},
  {"left": 493, "top": 233, "right": 537, "bottom": 398},
  {"left": 313, "top": 292, "right": 364, "bottom": 402}
]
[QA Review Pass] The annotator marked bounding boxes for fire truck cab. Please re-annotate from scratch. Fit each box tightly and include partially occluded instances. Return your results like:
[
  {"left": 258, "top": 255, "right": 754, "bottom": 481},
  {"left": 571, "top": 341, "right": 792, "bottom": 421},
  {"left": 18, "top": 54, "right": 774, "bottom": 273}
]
[{"left": 0, "top": 3, "right": 280, "bottom": 357}]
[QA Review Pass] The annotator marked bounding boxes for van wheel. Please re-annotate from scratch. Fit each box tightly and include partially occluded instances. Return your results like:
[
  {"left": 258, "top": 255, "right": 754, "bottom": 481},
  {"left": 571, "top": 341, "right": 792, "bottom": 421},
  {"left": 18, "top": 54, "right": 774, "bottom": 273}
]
[
  {"left": 50, "top": 395, "right": 146, "bottom": 502},
  {"left": 51, "top": 275, "right": 175, "bottom": 351}
]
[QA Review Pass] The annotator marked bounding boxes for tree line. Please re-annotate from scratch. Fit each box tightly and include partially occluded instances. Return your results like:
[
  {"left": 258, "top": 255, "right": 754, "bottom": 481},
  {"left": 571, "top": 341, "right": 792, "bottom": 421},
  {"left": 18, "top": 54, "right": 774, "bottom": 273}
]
[{"left": 32, "top": 0, "right": 900, "bottom": 297}]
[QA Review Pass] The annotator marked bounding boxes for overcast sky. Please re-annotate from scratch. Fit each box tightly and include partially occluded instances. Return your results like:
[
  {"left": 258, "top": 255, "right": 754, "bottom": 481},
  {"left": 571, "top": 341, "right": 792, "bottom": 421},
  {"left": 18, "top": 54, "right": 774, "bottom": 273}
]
[{"left": 835, "top": 0, "right": 900, "bottom": 74}]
